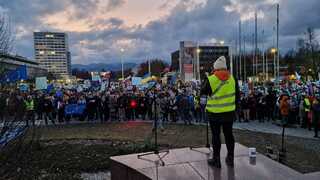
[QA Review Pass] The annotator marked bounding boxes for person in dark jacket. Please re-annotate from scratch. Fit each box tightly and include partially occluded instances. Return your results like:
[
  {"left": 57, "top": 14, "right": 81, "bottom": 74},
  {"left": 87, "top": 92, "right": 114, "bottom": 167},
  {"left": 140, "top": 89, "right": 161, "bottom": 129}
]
[
  {"left": 312, "top": 96, "right": 320, "bottom": 138},
  {"left": 102, "top": 94, "right": 110, "bottom": 122},
  {"left": 43, "top": 95, "right": 55, "bottom": 125},
  {"left": 86, "top": 93, "right": 96, "bottom": 121},
  {"left": 201, "top": 56, "right": 240, "bottom": 168},
  {"left": 35, "top": 93, "right": 44, "bottom": 120},
  {"left": 138, "top": 93, "right": 147, "bottom": 120},
  {"left": 248, "top": 93, "right": 257, "bottom": 120},
  {"left": 56, "top": 97, "right": 65, "bottom": 123}
]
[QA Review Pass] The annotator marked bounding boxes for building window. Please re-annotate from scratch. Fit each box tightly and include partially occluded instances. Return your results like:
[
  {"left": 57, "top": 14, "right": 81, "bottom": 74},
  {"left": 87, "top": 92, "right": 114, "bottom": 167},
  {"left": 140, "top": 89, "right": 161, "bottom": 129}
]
[{"left": 45, "top": 34, "right": 54, "bottom": 38}]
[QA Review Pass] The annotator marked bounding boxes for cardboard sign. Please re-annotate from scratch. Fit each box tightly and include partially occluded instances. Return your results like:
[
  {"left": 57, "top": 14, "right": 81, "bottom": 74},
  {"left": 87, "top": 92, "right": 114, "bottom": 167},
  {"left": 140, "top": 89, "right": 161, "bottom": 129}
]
[{"left": 36, "top": 77, "right": 47, "bottom": 90}]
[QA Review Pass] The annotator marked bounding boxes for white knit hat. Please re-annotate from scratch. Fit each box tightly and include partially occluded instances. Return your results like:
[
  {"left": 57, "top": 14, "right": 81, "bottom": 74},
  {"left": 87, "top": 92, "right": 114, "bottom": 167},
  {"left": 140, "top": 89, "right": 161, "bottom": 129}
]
[{"left": 214, "top": 56, "right": 227, "bottom": 70}]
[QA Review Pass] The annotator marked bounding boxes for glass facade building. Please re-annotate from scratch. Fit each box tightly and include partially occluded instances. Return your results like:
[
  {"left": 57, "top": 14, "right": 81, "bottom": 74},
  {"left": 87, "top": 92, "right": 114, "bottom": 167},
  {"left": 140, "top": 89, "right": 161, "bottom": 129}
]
[{"left": 34, "top": 32, "right": 71, "bottom": 78}]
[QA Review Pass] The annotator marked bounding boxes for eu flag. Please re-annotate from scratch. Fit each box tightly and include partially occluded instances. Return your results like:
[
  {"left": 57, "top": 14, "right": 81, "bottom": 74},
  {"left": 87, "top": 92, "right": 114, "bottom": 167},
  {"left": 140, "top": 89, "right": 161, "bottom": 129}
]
[{"left": 1, "top": 65, "right": 27, "bottom": 83}]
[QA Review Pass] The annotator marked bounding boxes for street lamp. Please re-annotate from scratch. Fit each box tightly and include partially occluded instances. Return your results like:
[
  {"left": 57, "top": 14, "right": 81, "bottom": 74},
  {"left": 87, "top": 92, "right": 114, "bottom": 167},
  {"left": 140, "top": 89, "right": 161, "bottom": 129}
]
[
  {"left": 271, "top": 48, "right": 277, "bottom": 83},
  {"left": 120, "top": 48, "right": 125, "bottom": 80},
  {"left": 196, "top": 47, "right": 201, "bottom": 81},
  {"left": 219, "top": 41, "right": 225, "bottom": 45}
]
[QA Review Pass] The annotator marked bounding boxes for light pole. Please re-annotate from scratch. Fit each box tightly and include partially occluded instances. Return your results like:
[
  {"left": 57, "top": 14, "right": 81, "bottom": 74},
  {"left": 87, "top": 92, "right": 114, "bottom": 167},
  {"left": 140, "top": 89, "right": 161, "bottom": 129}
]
[
  {"left": 148, "top": 58, "right": 151, "bottom": 76},
  {"left": 266, "top": 50, "right": 269, "bottom": 81},
  {"left": 262, "top": 30, "right": 265, "bottom": 81},
  {"left": 222, "top": 40, "right": 235, "bottom": 78},
  {"left": 271, "top": 48, "right": 277, "bottom": 82},
  {"left": 120, "top": 48, "right": 125, "bottom": 80},
  {"left": 196, "top": 45, "right": 201, "bottom": 81},
  {"left": 276, "top": 3, "right": 280, "bottom": 87}
]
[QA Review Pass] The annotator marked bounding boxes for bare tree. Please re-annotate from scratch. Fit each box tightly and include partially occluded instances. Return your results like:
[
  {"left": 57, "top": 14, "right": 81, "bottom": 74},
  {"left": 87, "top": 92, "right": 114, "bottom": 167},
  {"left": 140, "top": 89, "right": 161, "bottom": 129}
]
[
  {"left": 0, "top": 12, "right": 14, "bottom": 77},
  {"left": 296, "top": 28, "right": 320, "bottom": 80},
  {"left": 0, "top": 13, "right": 14, "bottom": 54},
  {"left": 304, "top": 28, "right": 319, "bottom": 80},
  {"left": 0, "top": 13, "right": 38, "bottom": 179}
]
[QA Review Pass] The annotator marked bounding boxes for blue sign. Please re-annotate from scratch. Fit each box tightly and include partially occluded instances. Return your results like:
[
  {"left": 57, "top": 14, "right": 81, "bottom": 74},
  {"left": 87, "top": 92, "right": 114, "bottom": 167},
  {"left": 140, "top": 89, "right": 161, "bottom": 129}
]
[
  {"left": 65, "top": 104, "right": 86, "bottom": 115},
  {"left": 19, "top": 83, "right": 29, "bottom": 92},
  {"left": 0, "top": 126, "right": 27, "bottom": 148},
  {"left": 0, "top": 65, "right": 27, "bottom": 83},
  {"left": 132, "top": 77, "right": 142, "bottom": 86}
]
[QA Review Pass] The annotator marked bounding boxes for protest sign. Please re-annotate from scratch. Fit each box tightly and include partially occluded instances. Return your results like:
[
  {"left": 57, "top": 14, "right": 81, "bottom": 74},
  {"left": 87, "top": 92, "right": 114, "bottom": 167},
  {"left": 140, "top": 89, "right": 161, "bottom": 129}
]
[
  {"left": 19, "top": 83, "right": 29, "bottom": 92},
  {"left": 132, "top": 77, "right": 142, "bottom": 86},
  {"left": 36, "top": 77, "right": 47, "bottom": 90},
  {"left": 84, "top": 80, "right": 91, "bottom": 89},
  {"left": 100, "top": 81, "right": 107, "bottom": 91}
]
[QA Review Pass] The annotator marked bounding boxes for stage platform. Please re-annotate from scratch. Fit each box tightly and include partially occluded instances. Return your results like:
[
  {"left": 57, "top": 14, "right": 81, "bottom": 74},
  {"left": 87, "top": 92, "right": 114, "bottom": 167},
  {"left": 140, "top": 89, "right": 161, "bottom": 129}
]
[{"left": 110, "top": 143, "right": 320, "bottom": 180}]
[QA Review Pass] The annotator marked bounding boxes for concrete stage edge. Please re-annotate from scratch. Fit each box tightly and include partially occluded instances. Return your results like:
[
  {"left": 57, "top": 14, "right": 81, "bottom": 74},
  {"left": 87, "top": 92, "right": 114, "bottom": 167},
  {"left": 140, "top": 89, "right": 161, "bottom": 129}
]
[{"left": 110, "top": 143, "right": 320, "bottom": 180}]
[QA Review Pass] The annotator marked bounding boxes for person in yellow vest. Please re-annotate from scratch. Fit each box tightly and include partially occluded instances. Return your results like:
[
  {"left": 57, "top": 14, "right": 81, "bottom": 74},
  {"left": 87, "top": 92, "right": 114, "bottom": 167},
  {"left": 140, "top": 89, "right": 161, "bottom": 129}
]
[
  {"left": 24, "top": 95, "right": 35, "bottom": 126},
  {"left": 201, "top": 56, "right": 240, "bottom": 168},
  {"left": 301, "top": 95, "right": 311, "bottom": 130}
]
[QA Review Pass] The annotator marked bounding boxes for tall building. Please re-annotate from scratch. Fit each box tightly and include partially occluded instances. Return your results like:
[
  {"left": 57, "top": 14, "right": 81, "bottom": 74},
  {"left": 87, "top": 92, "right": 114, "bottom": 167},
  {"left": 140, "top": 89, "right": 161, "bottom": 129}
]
[
  {"left": 171, "top": 41, "right": 229, "bottom": 82},
  {"left": 170, "top": 50, "right": 180, "bottom": 72},
  {"left": 34, "top": 32, "right": 71, "bottom": 78}
]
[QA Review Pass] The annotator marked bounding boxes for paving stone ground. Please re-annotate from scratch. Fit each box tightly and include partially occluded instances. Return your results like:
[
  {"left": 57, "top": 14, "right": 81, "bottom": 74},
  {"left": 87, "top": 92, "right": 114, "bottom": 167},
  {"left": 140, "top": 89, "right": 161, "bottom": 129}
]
[
  {"left": 233, "top": 120, "right": 317, "bottom": 139},
  {"left": 81, "top": 171, "right": 110, "bottom": 180}
]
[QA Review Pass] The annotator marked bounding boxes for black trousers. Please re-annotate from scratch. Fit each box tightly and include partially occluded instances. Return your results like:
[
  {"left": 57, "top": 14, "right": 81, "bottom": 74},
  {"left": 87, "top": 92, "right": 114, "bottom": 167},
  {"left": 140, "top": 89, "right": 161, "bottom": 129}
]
[
  {"left": 208, "top": 114, "right": 235, "bottom": 158},
  {"left": 314, "top": 112, "right": 319, "bottom": 137},
  {"left": 44, "top": 112, "right": 55, "bottom": 125}
]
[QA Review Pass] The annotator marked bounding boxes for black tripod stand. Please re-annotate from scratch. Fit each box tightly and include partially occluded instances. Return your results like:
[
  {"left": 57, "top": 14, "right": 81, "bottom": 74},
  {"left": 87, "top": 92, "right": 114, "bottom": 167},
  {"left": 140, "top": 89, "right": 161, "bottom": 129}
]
[
  {"left": 278, "top": 122, "right": 287, "bottom": 162},
  {"left": 189, "top": 113, "right": 211, "bottom": 154},
  {"left": 138, "top": 89, "right": 169, "bottom": 166}
]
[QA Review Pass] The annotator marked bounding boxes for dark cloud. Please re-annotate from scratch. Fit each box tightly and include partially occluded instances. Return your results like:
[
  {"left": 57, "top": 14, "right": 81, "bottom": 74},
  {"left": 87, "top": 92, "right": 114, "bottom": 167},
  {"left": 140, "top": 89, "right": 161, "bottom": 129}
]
[
  {"left": 106, "top": 0, "right": 126, "bottom": 11},
  {"left": 279, "top": 0, "right": 320, "bottom": 36},
  {"left": 0, "top": 0, "right": 319, "bottom": 64}
]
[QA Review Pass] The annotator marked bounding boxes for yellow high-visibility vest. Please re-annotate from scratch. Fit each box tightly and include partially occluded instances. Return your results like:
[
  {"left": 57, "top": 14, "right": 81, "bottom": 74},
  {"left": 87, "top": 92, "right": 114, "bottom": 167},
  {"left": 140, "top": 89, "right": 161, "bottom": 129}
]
[
  {"left": 194, "top": 96, "right": 199, "bottom": 108},
  {"left": 304, "top": 98, "right": 310, "bottom": 112},
  {"left": 206, "top": 74, "right": 236, "bottom": 113},
  {"left": 25, "top": 100, "right": 34, "bottom": 111}
]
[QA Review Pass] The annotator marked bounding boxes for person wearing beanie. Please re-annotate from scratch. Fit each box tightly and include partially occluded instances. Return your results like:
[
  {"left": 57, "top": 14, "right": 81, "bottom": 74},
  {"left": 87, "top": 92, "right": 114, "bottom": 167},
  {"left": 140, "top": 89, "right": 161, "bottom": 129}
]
[{"left": 201, "top": 56, "right": 240, "bottom": 168}]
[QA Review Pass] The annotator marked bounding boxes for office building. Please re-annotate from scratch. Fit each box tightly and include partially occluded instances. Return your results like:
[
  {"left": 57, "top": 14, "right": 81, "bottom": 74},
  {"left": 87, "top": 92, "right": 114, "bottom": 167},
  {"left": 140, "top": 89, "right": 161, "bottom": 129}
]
[
  {"left": 171, "top": 50, "right": 180, "bottom": 72},
  {"left": 171, "top": 41, "right": 229, "bottom": 81},
  {"left": 34, "top": 32, "right": 71, "bottom": 78}
]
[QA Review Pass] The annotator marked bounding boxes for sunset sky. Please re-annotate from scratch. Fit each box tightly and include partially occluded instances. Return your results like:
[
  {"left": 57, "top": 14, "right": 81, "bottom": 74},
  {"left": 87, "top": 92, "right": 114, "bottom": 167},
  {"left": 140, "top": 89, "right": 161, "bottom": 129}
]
[{"left": 0, "top": 0, "right": 319, "bottom": 64}]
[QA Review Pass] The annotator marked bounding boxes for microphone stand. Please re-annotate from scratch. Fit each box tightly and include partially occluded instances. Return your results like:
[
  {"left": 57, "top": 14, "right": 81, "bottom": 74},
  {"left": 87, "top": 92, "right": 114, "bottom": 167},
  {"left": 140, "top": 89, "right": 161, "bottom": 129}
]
[
  {"left": 138, "top": 85, "right": 169, "bottom": 166},
  {"left": 278, "top": 122, "right": 287, "bottom": 163},
  {"left": 189, "top": 112, "right": 211, "bottom": 154},
  {"left": 190, "top": 89, "right": 211, "bottom": 154}
]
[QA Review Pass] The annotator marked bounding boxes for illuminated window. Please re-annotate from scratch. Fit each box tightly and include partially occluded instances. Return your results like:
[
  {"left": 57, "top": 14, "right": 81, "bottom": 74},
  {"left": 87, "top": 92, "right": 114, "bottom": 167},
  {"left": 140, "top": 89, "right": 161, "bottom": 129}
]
[
  {"left": 49, "top": 51, "right": 56, "bottom": 55},
  {"left": 45, "top": 34, "right": 54, "bottom": 38},
  {"left": 39, "top": 51, "right": 45, "bottom": 55}
]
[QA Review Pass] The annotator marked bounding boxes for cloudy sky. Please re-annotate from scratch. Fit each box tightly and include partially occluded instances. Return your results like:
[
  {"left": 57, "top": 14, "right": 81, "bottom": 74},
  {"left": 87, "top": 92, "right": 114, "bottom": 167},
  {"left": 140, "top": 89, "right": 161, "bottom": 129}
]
[{"left": 0, "top": 0, "right": 319, "bottom": 65}]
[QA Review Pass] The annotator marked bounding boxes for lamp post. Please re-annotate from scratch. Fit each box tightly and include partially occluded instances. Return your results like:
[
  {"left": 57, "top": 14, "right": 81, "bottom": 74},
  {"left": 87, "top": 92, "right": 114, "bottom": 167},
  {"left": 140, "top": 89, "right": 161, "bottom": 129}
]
[
  {"left": 271, "top": 48, "right": 277, "bottom": 83},
  {"left": 266, "top": 50, "right": 269, "bottom": 81},
  {"left": 120, "top": 48, "right": 125, "bottom": 80},
  {"left": 221, "top": 40, "right": 235, "bottom": 78},
  {"left": 196, "top": 46, "right": 201, "bottom": 81},
  {"left": 148, "top": 58, "right": 151, "bottom": 76}
]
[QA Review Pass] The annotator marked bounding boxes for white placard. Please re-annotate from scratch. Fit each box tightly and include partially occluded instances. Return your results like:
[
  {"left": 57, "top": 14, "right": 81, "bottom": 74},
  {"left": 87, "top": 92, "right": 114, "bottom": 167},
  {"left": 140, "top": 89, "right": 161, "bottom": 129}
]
[{"left": 35, "top": 77, "right": 47, "bottom": 90}]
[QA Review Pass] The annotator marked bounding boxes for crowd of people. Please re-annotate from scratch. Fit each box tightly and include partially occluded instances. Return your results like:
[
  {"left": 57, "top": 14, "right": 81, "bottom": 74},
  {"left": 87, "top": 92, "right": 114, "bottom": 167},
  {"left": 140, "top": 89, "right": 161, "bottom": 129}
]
[
  {"left": 0, "top": 83, "right": 204, "bottom": 128},
  {"left": 0, "top": 80, "right": 319, "bottom": 137},
  {"left": 237, "top": 83, "right": 320, "bottom": 137}
]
